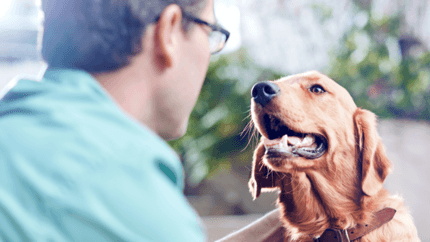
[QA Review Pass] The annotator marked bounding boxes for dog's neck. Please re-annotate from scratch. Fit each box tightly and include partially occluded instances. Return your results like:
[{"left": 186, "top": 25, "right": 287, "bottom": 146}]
[{"left": 278, "top": 168, "right": 387, "bottom": 241}]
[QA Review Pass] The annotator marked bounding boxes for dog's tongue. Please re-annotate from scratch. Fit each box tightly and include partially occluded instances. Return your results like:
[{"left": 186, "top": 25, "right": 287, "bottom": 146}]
[{"left": 264, "top": 134, "right": 317, "bottom": 149}]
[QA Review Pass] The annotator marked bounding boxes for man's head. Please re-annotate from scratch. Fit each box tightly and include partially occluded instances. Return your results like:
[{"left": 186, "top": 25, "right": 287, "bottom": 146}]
[
  {"left": 42, "top": 0, "right": 229, "bottom": 140},
  {"left": 42, "top": 0, "right": 207, "bottom": 73}
]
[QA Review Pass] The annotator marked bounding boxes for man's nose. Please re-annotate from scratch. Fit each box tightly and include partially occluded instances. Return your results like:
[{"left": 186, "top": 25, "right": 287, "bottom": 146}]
[{"left": 251, "top": 81, "right": 280, "bottom": 107}]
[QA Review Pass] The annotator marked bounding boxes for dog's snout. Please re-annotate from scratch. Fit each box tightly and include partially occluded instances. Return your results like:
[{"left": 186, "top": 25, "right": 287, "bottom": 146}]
[{"left": 251, "top": 81, "right": 280, "bottom": 106}]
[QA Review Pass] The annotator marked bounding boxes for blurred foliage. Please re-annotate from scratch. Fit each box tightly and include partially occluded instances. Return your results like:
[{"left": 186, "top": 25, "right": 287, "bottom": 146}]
[
  {"left": 328, "top": 7, "right": 430, "bottom": 120},
  {"left": 171, "top": 2, "right": 430, "bottom": 188}
]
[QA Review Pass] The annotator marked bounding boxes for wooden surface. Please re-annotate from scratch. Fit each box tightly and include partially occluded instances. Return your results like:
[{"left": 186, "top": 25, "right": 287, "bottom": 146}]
[{"left": 202, "top": 214, "right": 264, "bottom": 242}]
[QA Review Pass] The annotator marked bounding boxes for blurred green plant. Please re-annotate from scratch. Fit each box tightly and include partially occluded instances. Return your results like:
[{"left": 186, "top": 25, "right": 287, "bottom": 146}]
[{"left": 328, "top": 7, "right": 430, "bottom": 120}]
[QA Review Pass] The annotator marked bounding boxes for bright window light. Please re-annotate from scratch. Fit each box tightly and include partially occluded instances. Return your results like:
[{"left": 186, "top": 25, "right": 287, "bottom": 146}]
[{"left": 0, "top": 0, "right": 13, "bottom": 18}]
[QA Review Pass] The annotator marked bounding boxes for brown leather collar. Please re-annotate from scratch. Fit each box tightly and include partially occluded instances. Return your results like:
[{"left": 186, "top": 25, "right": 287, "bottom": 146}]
[{"left": 314, "top": 208, "right": 396, "bottom": 242}]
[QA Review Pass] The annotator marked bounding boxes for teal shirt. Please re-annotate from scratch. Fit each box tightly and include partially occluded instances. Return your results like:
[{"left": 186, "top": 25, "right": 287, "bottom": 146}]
[{"left": 0, "top": 69, "right": 206, "bottom": 241}]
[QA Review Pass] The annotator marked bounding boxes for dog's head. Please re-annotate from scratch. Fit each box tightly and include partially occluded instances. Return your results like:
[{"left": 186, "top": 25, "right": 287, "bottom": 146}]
[{"left": 249, "top": 71, "right": 392, "bottom": 203}]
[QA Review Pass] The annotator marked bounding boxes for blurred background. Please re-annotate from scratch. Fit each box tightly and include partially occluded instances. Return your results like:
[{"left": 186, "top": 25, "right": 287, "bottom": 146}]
[{"left": 1, "top": 0, "right": 429, "bottom": 241}]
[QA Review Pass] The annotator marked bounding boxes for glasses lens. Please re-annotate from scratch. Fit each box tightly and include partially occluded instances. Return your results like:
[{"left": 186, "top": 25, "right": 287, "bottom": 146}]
[{"left": 208, "top": 31, "right": 227, "bottom": 54}]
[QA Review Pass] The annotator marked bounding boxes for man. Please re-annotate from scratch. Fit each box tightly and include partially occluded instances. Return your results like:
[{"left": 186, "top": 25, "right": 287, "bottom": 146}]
[{"left": 0, "top": 0, "right": 284, "bottom": 241}]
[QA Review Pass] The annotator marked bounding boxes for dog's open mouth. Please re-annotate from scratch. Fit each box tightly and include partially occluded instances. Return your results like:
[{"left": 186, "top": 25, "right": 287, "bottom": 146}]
[{"left": 261, "top": 114, "right": 327, "bottom": 159}]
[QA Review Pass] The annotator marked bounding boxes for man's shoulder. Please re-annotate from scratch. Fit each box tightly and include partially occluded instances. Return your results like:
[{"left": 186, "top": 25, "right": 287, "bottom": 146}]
[
  {"left": 0, "top": 70, "right": 204, "bottom": 241},
  {"left": 0, "top": 68, "right": 180, "bottom": 172}
]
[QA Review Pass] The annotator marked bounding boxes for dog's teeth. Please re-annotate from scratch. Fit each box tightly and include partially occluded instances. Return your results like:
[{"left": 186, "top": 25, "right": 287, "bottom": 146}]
[
  {"left": 301, "top": 135, "right": 315, "bottom": 147},
  {"left": 281, "top": 135, "right": 289, "bottom": 147},
  {"left": 264, "top": 137, "right": 283, "bottom": 149},
  {"left": 288, "top": 136, "right": 302, "bottom": 146},
  {"left": 264, "top": 143, "right": 277, "bottom": 149}
]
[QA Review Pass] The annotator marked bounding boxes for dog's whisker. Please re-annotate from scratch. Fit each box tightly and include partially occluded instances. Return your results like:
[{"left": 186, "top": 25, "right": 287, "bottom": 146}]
[
  {"left": 251, "top": 125, "right": 260, "bottom": 147},
  {"left": 242, "top": 110, "right": 252, "bottom": 121},
  {"left": 241, "top": 120, "right": 258, "bottom": 152},
  {"left": 240, "top": 121, "right": 252, "bottom": 137}
]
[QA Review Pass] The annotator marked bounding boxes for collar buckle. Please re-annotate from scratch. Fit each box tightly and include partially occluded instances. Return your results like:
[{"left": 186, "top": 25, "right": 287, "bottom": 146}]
[{"left": 343, "top": 229, "right": 351, "bottom": 242}]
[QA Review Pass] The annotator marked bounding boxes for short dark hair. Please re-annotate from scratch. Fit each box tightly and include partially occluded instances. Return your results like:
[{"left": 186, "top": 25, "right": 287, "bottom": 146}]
[{"left": 41, "top": 0, "right": 207, "bottom": 73}]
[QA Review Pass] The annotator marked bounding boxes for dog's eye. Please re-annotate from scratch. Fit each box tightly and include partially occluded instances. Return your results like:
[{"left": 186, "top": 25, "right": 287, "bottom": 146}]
[{"left": 310, "top": 85, "right": 326, "bottom": 94}]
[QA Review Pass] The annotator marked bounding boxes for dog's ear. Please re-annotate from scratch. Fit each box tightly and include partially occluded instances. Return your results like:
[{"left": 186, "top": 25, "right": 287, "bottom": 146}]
[
  {"left": 354, "top": 108, "right": 392, "bottom": 197},
  {"left": 249, "top": 141, "right": 282, "bottom": 200}
]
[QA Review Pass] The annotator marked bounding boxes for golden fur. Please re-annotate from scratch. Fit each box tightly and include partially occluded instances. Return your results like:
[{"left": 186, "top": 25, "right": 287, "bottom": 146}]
[{"left": 249, "top": 71, "right": 420, "bottom": 242}]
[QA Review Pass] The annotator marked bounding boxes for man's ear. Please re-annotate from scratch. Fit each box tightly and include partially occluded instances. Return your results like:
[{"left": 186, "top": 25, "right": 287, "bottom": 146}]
[
  {"left": 354, "top": 108, "right": 392, "bottom": 197},
  {"left": 249, "top": 140, "right": 282, "bottom": 200},
  {"left": 154, "top": 4, "right": 183, "bottom": 68}
]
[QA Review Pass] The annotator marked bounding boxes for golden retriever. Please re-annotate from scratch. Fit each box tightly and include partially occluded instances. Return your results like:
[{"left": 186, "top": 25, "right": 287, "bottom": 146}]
[{"left": 248, "top": 71, "right": 420, "bottom": 242}]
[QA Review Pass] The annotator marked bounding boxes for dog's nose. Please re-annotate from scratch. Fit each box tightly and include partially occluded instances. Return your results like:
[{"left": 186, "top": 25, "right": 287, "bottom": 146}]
[{"left": 251, "top": 81, "right": 280, "bottom": 106}]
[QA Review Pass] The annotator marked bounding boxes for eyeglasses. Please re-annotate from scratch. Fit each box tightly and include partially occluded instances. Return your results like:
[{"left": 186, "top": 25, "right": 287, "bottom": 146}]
[{"left": 182, "top": 12, "right": 230, "bottom": 54}]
